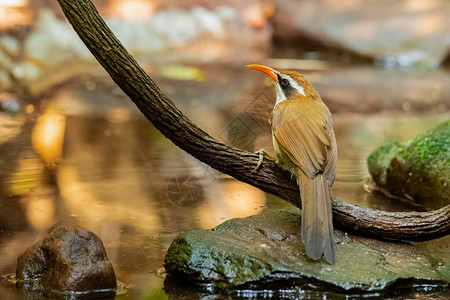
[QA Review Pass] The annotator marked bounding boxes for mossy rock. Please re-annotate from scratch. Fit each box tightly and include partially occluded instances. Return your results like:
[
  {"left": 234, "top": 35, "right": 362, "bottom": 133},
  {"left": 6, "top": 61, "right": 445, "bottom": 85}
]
[
  {"left": 164, "top": 209, "right": 449, "bottom": 297},
  {"left": 368, "top": 120, "right": 450, "bottom": 209}
]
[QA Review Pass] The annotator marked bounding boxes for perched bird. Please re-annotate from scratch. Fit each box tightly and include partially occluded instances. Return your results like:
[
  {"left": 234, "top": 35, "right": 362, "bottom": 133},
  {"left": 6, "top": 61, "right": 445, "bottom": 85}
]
[{"left": 246, "top": 64, "right": 338, "bottom": 264}]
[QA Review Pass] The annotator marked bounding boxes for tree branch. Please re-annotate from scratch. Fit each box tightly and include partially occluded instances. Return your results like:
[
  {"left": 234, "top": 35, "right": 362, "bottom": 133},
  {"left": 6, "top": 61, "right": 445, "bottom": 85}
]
[{"left": 56, "top": 0, "right": 449, "bottom": 242}]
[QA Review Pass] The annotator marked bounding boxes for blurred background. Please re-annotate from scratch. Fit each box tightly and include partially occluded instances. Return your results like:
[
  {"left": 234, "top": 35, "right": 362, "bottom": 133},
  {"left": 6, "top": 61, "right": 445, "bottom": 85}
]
[{"left": 0, "top": 0, "right": 449, "bottom": 299}]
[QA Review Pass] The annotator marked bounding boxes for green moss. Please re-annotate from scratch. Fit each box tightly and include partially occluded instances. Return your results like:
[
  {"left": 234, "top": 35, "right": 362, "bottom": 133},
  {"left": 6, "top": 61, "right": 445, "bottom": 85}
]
[
  {"left": 401, "top": 120, "right": 450, "bottom": 166},
  {"left": 164, "top": 209, "right": 450, "bottom": 294},
  {"left": 367, "top": 141, "right": 403, "bottom": 184},
  {"left": 164, "top": 230, "right": 272, "bottom": 287},
  {"left": 367, "top": 120, "right": 450, "bottom": 208}
]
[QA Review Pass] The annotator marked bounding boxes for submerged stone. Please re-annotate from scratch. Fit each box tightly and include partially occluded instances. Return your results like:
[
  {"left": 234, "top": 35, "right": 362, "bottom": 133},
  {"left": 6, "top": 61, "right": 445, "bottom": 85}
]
[
  {"left": 164, "top": 209, "right": 449, "bottom": 296},
  {"left": 368, "top": 120, "right": 450, "bottom": 209},
  {"left": 16, "top": 226, "right": 116, "bottom": 297}
]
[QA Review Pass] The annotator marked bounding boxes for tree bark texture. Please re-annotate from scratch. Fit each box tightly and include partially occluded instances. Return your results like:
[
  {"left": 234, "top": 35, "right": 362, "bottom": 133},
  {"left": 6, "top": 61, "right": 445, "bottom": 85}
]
[{"left": 56, "top": 0, "right": 449, "bottom": 242}]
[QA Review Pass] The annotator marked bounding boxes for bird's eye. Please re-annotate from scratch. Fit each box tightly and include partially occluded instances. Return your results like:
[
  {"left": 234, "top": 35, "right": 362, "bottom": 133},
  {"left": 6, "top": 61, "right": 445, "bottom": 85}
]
[{"left": 281, "top": 78, "right": 290, "bottom": 86}]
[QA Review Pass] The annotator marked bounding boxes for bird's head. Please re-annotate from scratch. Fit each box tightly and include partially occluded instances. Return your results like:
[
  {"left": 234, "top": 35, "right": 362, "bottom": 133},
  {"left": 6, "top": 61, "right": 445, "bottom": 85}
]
[{"left": 246, "top": 64, "right": 318, "bottom": 105}]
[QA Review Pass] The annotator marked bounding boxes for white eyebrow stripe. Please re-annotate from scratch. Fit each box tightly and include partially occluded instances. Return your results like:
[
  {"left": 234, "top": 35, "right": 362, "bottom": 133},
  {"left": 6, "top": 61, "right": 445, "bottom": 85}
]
[
  {"left": 275, "top": 74, "right": 306, "bottom": 106},
  {"left": 286, "top": 76, "right": 306, "bottom": 96}
]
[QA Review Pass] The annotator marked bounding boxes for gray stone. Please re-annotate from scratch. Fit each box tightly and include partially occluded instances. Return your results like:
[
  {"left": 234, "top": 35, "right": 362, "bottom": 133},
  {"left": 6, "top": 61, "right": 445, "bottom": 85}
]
[{"left": 164, "top": 209, "right": 449, "bottom": 295}]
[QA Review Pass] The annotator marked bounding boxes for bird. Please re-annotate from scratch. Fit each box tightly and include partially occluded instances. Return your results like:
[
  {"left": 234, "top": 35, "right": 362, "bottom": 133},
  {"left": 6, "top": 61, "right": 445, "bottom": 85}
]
[{"left": 246, "top": 64, "right": 338, "bottom": 264}]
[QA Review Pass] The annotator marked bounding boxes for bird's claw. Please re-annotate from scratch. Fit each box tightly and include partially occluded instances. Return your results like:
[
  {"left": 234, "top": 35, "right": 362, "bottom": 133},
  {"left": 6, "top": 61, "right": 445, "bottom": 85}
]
[{"left": 252, "top": 149, "right": 275, "bottom": 173}]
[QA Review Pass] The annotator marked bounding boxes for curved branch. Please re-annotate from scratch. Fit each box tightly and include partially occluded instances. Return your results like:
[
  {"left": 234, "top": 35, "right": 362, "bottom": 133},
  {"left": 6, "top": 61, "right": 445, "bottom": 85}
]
[{"left": 56, "top": 0, "right": 449, "bottom": 242}]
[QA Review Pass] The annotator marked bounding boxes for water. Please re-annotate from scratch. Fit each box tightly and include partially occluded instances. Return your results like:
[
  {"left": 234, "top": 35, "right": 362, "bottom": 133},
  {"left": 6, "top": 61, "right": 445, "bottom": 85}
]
[
  {"left": 1, "top": 0, "right": 449, "bottom": 297},
  {"left": 0, "top": 73, "right": 448, "bottom": 299}
]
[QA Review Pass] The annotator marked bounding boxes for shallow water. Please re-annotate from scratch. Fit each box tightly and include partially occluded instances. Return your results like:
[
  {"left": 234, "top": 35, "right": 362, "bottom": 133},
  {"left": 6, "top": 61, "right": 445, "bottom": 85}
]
[
  {"left": 0, "top": 0, "right": 449, "bottom": 297},
  {"left": 0, "top": 76, "right": 448, "bottom": 299}
]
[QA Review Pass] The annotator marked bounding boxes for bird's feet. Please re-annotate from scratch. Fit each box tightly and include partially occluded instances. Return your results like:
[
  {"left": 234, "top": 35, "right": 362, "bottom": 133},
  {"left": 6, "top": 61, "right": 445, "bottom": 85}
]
[{"left": 252, "top": 149, "right": 276, "bottom": 173}]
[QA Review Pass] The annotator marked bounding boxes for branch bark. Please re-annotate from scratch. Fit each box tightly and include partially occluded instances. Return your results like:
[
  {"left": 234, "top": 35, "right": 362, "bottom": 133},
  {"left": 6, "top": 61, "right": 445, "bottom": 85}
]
[{"left": 56, "top": 0, "right": 449, "bottom": 242}]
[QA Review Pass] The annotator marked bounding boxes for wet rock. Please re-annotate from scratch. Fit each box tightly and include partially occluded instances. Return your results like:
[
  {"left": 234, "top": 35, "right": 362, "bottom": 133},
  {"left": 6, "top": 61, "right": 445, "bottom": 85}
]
[
  {"left": 368, "top": 120, "right": 450, "bottom": 209},
  {"left": 164, "top": 209, "right": 449, "bottom": 295},
  {"left": 16, "top": 226, "right": 116, "bottom": 295},
  {"left": 273, "top": 0, "right": 450, "bottom": 68}
]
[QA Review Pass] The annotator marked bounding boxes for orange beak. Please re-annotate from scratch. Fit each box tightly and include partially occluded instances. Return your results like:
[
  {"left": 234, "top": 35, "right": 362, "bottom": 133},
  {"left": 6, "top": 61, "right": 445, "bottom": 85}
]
[{"left": 246, "top": 64, "right": 279, "bottom": 82}]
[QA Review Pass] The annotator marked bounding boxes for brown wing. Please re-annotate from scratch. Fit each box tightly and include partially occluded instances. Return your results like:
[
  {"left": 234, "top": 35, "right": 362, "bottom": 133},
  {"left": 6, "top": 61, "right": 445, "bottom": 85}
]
[
  {"left": 323, "top": 118, "right": 337, "bottom": 186},
  {"left": 272, "top": 100, "right": 337, "bottom": 184}
]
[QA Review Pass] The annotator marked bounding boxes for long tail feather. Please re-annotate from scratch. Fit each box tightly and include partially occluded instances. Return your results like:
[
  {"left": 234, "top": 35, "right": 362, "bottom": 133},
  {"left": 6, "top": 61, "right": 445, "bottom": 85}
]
[{"left": 298, "top": 171, "right": 335, "bottom": 264}]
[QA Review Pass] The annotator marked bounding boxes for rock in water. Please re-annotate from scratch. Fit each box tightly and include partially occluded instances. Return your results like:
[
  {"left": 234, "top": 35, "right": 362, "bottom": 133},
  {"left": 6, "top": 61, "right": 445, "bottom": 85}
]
[
  {"left": 16, "top": 226, "right": 116, "bottom": 296},
  {"left": 164, "top": 209, "right": 449, "bottom": 296},
  {"left": 368, "top": 120, "right": 450, "bottom": 209}
]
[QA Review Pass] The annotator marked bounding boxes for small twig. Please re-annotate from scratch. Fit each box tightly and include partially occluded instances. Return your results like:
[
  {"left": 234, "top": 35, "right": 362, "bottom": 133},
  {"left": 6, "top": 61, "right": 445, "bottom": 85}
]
[{"left": 56, "top": 0, "right": 449, "bottom": 242}]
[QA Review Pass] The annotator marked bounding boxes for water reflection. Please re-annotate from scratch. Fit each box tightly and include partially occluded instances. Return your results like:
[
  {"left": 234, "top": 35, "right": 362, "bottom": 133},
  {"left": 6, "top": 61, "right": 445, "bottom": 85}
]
[
  {"left": 32, "top": 110, "right": 66, "bottom": 165},
  {"left": 0, "top": 85, "right": 449, "bottom": 299}
]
